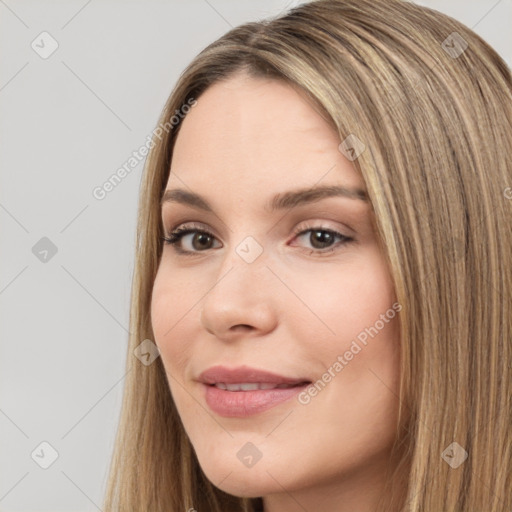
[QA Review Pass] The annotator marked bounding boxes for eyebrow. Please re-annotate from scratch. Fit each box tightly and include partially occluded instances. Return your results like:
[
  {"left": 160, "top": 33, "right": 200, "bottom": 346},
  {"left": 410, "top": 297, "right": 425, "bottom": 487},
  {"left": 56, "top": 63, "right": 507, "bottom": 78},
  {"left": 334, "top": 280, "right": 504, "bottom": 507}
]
[{"left": 160, "top": 184, "right": 368, "bottom": 213}]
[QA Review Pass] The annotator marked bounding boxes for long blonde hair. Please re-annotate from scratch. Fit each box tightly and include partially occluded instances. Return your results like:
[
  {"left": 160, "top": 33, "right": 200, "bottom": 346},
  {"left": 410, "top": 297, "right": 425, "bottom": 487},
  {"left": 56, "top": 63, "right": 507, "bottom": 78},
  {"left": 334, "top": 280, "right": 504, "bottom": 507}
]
[{"left": 103, "top": 1, "right": 512, "bottom": 510}]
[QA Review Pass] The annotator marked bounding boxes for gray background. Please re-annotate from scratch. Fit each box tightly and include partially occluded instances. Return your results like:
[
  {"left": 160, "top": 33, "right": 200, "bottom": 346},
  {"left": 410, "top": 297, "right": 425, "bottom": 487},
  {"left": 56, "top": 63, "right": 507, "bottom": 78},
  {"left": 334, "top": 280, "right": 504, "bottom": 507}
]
[{"left": 1, "top": 1, "right": 510, "bottom": 510}]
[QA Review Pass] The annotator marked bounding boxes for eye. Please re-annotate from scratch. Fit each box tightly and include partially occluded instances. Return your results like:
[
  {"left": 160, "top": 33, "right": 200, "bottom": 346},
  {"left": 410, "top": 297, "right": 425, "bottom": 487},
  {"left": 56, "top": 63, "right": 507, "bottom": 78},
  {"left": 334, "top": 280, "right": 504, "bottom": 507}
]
[
  {"left": 290, "top": 223, "right": 354, "bottom": 254},
  {"left": 161, "top": 222, "right": 354, "bottom": 256},
  {"left": 161, "top": 223, "right": 220, "bottom": 254}
]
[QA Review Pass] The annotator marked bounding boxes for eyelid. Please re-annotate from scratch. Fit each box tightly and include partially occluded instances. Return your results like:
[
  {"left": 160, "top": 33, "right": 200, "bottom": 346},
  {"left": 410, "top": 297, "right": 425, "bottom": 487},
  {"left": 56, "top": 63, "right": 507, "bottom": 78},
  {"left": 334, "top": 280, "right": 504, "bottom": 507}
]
[
  {"left": 162, "top": 219, "right": 355, "bottom": 256},
  {"left": 163, "top": 220, "right": 216, "bottom": 239},
  {"left": 163, "top": 219, "right": 351, "bottom": 240},
  {"left": 291, "top": 221, "right": 352, "bottom": 239}
]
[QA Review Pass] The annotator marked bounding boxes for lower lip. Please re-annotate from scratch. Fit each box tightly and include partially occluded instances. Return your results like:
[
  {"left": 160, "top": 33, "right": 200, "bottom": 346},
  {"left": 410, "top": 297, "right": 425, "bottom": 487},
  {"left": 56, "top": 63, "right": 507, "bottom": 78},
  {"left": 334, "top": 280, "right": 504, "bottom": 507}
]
[{"left": 203, "top": 383, "right": 309, "bottom": 417}]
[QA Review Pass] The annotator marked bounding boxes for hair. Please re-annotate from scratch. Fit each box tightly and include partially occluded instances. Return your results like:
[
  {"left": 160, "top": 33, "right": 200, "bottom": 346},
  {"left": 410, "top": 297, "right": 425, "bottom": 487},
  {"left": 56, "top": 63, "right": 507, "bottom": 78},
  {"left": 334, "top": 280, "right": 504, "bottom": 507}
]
[{"left": 102, "top": 0, "right": 512, "bottom": 510}]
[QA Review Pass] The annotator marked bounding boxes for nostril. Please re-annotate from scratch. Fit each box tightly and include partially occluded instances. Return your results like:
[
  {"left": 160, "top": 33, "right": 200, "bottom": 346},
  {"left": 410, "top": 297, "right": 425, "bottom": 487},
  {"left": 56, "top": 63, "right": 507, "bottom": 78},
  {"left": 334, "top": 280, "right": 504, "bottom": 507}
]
[{"left": 231, "top": 324, "right": 253, "bottom": 331}]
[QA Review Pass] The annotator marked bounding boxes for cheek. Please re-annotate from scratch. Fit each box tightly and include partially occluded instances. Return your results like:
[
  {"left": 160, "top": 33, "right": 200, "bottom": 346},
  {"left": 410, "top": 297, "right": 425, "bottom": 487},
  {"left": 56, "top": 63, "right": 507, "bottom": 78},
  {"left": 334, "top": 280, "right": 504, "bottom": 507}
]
[
  {"left": 150, "top": 261, "right": 204, "bottom": 334},
  {"left": 150, "top": 266, "right": 196, "bottom": 373},
  {"left": 288, "top": 249, "right": 400, "bottom": 400},
  {"left": 288, "top": 249, "right": 397, "bottom": 345},
  {"left": 151, "top": 268, "right": 202, "bottom": 417}
]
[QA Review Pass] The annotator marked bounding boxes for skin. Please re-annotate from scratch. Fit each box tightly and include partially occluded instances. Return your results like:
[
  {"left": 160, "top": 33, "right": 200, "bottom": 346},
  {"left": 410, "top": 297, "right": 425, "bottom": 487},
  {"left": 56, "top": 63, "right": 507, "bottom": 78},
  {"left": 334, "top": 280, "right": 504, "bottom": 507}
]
[{"left": 151, "top": 71, "right": 402, "bottom": 512}]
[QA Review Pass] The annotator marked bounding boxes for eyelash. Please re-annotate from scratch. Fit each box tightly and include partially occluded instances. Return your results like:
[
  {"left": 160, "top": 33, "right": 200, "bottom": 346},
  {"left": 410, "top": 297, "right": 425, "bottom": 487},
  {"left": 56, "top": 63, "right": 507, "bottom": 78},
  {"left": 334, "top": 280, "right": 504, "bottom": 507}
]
[{"left": 160, "top": 222, "right": 354, "bottom": 257}]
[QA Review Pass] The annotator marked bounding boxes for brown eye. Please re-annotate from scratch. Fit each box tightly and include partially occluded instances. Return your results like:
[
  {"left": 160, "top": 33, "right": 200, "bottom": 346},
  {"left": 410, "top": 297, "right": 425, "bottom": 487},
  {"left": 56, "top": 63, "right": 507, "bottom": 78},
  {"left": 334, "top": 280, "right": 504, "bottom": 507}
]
[
  {"left": 309, "top": 230, "right": 337, "bottom": 249},
  {"left": 162, "top": 227, "right": 221, "bottom": 254},
  {"left": 190, "top": 232, "right": 215, "bottom": 250},
  {"left": 292, "top": 227, "right": 353, "bottom": 253}
]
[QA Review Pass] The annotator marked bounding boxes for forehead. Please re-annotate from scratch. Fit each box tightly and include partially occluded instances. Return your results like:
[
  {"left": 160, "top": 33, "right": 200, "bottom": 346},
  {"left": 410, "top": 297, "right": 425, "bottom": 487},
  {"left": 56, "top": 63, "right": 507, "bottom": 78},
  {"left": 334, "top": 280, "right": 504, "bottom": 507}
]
[{"left": 168, "top": 73, "right": 364, "bottom": 197}]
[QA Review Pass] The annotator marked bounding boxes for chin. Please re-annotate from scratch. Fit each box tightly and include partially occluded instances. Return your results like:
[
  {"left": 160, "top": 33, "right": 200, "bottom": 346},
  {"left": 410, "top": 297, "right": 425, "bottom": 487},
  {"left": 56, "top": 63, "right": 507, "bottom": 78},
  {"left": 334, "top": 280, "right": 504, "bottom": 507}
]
[
  {"left": 192, "top": 442, "right": 287, "bottom": 498},
  {"left": 203, "top": 466, "right": 278, "bottom": 498}
]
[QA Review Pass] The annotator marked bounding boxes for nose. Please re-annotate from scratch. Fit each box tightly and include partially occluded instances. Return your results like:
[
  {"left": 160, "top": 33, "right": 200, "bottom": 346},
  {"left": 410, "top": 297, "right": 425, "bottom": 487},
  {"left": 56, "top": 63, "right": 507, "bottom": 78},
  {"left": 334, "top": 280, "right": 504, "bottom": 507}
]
[{"left": 200, "top": 244, "right": 278, "bottom": 342}]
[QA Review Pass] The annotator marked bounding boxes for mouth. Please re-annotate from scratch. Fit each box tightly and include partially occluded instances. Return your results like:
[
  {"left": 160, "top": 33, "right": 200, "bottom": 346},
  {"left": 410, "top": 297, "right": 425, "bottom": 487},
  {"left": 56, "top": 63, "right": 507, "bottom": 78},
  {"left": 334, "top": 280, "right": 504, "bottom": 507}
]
[
  {"left": 209, "top": 382, "right": 309, "bottom": 391},
  {"left": 198, "top": 364, "right": 310, "bottom": 386},
  {"left": 198, "top": 365, "right": 312, "bottom": 417}
]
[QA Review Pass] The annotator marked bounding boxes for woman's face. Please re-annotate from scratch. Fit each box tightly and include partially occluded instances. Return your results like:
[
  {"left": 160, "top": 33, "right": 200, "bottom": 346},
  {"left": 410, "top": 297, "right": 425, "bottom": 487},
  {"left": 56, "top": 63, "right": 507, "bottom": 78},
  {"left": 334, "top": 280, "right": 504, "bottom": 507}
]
[{"left": 151, "top": 72, "right": 401, "bottom": 510}]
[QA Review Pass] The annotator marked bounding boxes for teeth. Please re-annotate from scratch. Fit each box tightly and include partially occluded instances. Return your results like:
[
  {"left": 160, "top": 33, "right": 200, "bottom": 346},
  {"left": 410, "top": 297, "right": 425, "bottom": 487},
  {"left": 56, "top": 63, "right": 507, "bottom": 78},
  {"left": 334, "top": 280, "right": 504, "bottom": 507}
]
[
  {"left": 231, "top": 383, "right": 259, "bottom": 391},
  {"left": 213, "top": 382, "right": 298, "bottom": 391}
]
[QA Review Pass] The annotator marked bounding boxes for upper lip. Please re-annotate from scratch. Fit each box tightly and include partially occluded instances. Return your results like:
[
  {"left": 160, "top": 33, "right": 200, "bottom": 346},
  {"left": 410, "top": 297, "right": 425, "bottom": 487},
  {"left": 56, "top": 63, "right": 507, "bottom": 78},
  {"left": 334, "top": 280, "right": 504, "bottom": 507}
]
[{"left": 198, "top": 365, "right": 311, "bottom": 385}]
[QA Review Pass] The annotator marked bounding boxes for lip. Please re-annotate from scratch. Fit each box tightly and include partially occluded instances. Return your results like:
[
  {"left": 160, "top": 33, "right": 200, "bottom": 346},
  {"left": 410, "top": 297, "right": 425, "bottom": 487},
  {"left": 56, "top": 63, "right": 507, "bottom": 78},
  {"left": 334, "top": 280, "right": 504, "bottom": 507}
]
[
  {"left": 198, "top": 365, "right": 310, "bottom": 385},
  {"left": 198, "top": 365, "right": 311, "bottom": 417}
]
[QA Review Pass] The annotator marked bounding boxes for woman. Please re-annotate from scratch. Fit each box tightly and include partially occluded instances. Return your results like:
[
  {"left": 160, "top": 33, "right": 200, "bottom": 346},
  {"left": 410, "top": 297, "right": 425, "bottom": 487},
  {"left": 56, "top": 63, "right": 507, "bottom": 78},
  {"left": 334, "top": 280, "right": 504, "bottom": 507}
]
[{"left": 103, "top": 0, "right": 512, "bottom": 510}]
